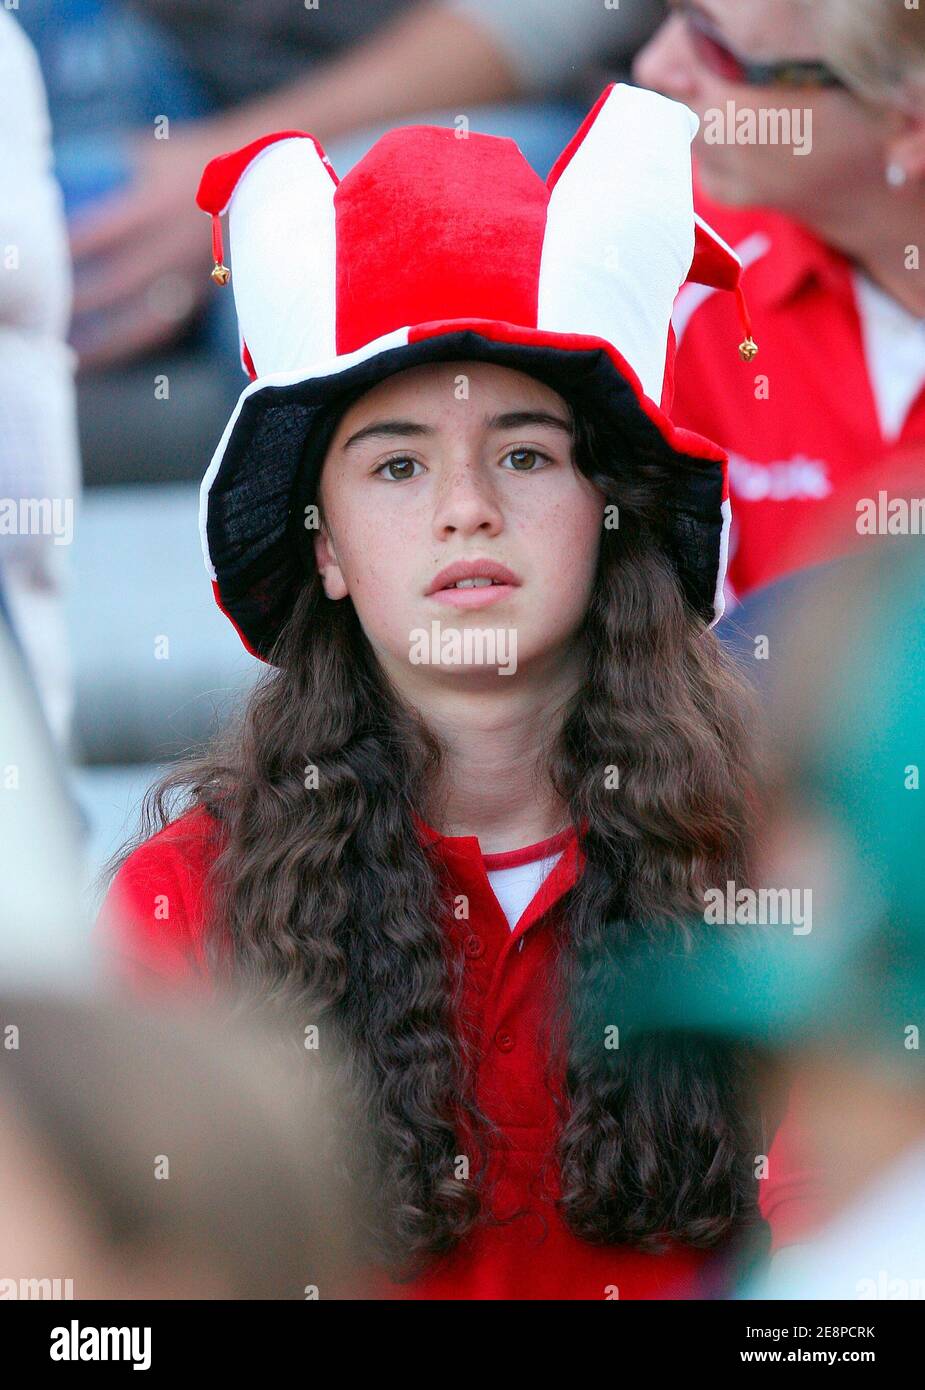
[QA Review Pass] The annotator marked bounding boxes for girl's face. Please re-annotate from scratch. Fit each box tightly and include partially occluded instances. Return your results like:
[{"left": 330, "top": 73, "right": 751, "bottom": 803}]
[{"left": 314, "top": 361, "right": 605, "bottom": 686}]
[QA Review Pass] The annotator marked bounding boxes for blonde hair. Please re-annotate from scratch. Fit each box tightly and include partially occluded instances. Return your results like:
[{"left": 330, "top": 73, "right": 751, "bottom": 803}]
[{"left": 810, "top": 0, "right": 925, "bottom": 105}]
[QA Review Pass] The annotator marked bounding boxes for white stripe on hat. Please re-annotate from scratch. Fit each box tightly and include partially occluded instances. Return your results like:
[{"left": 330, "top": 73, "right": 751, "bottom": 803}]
[
  {"left": 227, "top": 137, "right": 337, "bottom": 377},
  {"left": 538, "top": 83, "right": 699, "bottom": 403}
]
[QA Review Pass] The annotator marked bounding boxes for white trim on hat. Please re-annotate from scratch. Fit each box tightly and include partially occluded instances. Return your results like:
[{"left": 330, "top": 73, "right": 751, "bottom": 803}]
[{"left": 710, "top": 495, "right": 733, "bottom": 628}]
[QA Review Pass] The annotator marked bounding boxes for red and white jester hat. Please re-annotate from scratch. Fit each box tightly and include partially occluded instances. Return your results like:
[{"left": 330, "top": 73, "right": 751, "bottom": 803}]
[{"left": 195, "top": 81, "right": 756, "bottom": 663}]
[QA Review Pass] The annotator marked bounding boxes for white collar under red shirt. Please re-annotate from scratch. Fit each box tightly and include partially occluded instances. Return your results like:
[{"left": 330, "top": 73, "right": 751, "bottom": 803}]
[{"left": 481, "top": 826, "right": 574, "bottom": 932}]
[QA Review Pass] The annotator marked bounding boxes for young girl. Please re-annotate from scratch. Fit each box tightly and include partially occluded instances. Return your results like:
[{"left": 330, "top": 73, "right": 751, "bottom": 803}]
[{"left": 98, "top": 83, "right": 817, "bottom": 1299}]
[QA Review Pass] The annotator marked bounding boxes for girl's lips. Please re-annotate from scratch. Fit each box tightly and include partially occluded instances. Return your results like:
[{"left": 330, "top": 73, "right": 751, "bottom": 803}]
[
  {"left": 429, "top": 583, "right": 516, "bottom": 609},
  {"left": 426, "top": 560, "right": 520, "bottom": 593}
]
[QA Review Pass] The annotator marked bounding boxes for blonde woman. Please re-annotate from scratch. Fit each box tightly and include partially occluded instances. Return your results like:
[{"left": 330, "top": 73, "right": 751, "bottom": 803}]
[{"left": 637, "top": 0, "right": 925, "bottom": 602}]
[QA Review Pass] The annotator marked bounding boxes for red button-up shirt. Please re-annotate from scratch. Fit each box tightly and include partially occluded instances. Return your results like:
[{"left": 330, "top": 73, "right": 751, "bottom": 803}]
[
  {"left": 95, "top": 805, "right": 824, "bottom": 1299},
  {"left": 673, "top": 182, "right": 925, "bottom": 601}
]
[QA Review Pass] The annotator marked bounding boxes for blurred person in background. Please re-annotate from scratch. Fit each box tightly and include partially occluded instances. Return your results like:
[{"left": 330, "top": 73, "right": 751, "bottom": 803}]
[
  {"left": 0, "top": 12, "right": 81, "bottom": 751},
  {"left": 636, "top": 0, "right": 925, "bottom": 607},
  {"left": 0, "top": 991, "right": 367, "bottom": 1299}
]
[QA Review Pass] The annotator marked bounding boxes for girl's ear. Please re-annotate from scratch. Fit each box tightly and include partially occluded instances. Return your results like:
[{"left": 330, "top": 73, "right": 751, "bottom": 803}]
[{"left": 313, "top": 524, "right": 349, "bottom": 600}]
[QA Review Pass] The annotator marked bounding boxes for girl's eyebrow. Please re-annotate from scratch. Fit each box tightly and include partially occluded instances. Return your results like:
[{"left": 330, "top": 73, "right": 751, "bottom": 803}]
[
  {"left": 342, "top": 410, "right": 572, "bottom": 451},
  {"left": 489, "top": 410, "right": 573, "bottom": 436}
]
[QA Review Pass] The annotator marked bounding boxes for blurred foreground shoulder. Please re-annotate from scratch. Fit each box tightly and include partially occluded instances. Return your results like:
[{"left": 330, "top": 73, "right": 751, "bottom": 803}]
[{"left": 758, "top": 1074, "right": 830, "bottom": 1253}]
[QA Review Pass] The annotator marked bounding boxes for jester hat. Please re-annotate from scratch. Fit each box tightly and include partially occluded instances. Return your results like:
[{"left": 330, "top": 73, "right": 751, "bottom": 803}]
[{"left": 195, "top": 83, "right": 755, "bottom": 661}]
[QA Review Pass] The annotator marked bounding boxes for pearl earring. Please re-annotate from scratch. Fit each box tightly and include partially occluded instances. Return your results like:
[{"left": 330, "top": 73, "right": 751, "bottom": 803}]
[{"left": 886, "top": 162, "right": 908, "bottom": 189}]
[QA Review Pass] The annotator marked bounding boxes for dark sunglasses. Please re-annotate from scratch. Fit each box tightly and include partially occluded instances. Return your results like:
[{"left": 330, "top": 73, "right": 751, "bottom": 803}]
[{"left": 671, "top": 0, "right": 847, "bottom": 90}]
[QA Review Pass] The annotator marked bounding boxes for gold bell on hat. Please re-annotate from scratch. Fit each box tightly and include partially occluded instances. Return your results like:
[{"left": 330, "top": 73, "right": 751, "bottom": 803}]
[
  {"left": 210, "top": 213, "right": 231, "bottom": 286},
  {"left": 735, "top": 285, "right": 757, "bottom": 361}
]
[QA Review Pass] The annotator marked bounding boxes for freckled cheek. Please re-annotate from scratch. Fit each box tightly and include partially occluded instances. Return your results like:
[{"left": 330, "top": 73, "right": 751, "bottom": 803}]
[
  {"left": 332, "top": 503, "right": 423, "bottom": 603},
  {"left": 519, "top": 495, "right": 603, "bottom": 591}
]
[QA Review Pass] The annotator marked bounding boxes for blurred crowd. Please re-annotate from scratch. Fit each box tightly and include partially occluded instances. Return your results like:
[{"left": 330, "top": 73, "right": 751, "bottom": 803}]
[{"left": 1, "top": 0, "right": 923, "bottom": 1303}]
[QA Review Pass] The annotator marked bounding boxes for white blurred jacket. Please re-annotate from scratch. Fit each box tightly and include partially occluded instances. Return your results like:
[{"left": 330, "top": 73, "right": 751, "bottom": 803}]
[{"left": 0, "top": 11, "right": 80, "bottom": 751}]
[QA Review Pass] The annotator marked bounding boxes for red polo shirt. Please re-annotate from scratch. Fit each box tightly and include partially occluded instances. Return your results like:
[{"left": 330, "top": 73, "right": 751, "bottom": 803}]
[
  {"left": 673, "top": 182, "right": 925, "bottom": 599},
  {"left": 95, "top": 806, "right": 824, "bottom": 1299}
]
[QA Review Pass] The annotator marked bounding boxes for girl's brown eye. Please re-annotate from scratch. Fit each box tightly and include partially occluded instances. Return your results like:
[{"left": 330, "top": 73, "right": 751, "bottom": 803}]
[
  {"left": 503, "top": 448, "right": 549, "bottom": 472},
  {"left": 377, "top": 457, "right": 421, "bottom": 481}
]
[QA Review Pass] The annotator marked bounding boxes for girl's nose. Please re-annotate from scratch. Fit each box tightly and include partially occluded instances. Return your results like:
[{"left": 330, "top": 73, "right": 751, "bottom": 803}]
[{"left": 432, "top": 459, "right": 504, "bottom": 541}]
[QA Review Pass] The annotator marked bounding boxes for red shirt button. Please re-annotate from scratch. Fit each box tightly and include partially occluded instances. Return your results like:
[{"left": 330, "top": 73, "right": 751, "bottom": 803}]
[
  {"left": 494, "top": 1030, "right": 514, "bottom": 1052},
  {"left": 464, "top": 935, "right": 484, "bottom": 958}
]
